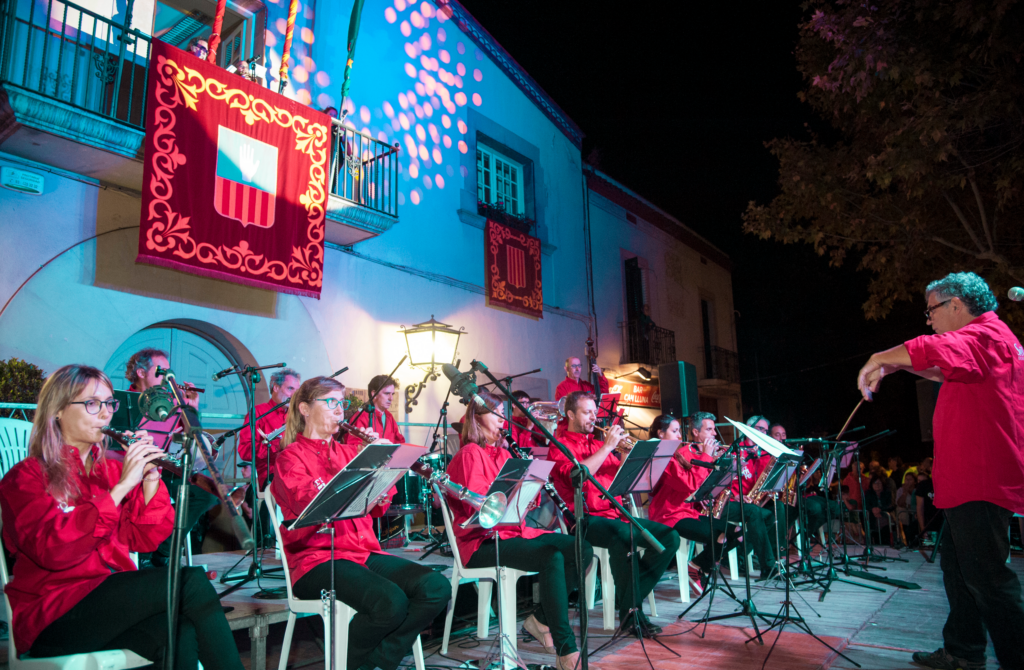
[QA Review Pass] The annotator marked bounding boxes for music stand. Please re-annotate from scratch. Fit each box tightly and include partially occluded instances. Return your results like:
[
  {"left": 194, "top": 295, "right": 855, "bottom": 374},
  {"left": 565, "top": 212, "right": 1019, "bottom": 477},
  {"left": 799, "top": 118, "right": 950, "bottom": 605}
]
[
  {"left": 458, "top": 458, "right": 550, "bottom": 670},
  {"left": 758, "top": 450, "right": 803, "bottom": 583},
  {"left": 109, "top": 389, "right": 143, "bottom": 432},
  {"left": 596, "top": 393, "right": 620, "bottom": 424},
  {"left": 284, "top": 442, "right": 424, "bottom": 670},
  {"left": 592, "top": 440, "right": 680, "bottom": 659}
]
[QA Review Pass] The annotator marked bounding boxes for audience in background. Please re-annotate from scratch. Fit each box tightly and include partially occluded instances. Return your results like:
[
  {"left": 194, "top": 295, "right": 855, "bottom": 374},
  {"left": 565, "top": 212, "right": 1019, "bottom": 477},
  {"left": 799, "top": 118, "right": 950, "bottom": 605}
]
[
  {"left": 896, "top": 471, "right": 919, "bottom": 544},
  {"left": 865, "top": 475, "right": 895, "bottom": 544},
  {"left": 915, "top": 469, "right": 942, "bottom": 544}
]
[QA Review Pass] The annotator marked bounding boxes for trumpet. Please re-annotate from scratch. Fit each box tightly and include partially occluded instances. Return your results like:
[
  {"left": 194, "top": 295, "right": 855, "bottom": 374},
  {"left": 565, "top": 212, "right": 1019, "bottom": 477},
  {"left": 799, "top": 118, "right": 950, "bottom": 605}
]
[
  {"left": 591, "top": 424, "right": 639, "bottom": 455},
  {"left": 409, "top": 459, "right": 507, "bottom": 529}
]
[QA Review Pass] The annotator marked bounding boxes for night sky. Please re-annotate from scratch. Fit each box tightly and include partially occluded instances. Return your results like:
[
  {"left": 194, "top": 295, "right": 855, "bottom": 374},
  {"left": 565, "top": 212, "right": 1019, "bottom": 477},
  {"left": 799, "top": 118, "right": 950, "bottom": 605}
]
[{"left": 459, "top": 0, "right": 934, "bottom": 461}]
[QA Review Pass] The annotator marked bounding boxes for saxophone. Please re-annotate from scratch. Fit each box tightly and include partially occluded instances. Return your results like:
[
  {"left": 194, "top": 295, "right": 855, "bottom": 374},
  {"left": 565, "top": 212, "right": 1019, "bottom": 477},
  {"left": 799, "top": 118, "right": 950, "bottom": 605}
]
[
  {"left": 743, "top": 454, "right": 777, "bottom": 506},
  {"left": 705, "top": 488, "right": 732, "bottom": 519}
]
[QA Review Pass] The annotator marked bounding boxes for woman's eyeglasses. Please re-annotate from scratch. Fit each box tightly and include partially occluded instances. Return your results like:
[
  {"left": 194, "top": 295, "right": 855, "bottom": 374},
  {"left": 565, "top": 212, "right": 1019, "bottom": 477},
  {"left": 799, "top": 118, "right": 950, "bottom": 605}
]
[
  {"left": 70, "top": 399, "right": 120, "bottom": 415},
  {"left": 315, "top": 398, "right": 349, "bottom": 410}
]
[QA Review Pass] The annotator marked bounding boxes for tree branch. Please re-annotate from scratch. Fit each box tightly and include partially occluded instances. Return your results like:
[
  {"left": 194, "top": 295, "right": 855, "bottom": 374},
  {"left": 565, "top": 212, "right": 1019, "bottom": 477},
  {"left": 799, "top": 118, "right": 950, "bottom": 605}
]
[
  {"left": 932, "top": 236, "right": 978, "bottom": 256},
  {"left": 943, "top": 192, "right": 986, "bottom": 253},
  {"left": 969, "top": 176, "right": 994, "bottom": 248}
]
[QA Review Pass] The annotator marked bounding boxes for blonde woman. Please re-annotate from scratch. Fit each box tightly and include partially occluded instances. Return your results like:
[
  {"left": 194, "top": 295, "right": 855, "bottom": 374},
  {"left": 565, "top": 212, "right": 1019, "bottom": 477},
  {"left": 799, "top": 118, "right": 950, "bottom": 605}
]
[
  {"left": 446, "top": 390, "right": 593, "bottom": 670},
  {"left": 0, "top": 364, "right": 241, "bottom": 668},
  {"left": 271, "top": 376, "right": 450, "bottom": 670}
]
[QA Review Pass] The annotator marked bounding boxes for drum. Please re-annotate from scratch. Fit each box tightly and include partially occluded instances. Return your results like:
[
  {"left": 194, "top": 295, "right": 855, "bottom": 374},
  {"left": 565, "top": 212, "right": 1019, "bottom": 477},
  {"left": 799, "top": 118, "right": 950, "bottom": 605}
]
[{"left": 390, "top": 472, "right": 426, "bottom": 513}]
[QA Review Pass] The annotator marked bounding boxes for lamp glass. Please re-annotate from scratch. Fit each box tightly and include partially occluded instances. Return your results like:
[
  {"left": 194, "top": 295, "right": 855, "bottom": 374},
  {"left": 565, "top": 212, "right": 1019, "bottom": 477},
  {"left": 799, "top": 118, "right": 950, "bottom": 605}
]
[
  {"left": 432, "top": 329, "right": 460, "bottom": 368},
  {"left": 405, "top": 330, "right": 437, "bottom": 368}
]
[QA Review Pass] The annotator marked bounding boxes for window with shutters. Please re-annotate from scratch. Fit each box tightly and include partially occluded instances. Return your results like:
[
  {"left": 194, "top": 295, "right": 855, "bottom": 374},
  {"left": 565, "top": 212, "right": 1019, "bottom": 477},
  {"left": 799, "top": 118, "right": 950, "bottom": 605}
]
[{"left": 476, "top": 145, "right": 533, "bottom": 233}]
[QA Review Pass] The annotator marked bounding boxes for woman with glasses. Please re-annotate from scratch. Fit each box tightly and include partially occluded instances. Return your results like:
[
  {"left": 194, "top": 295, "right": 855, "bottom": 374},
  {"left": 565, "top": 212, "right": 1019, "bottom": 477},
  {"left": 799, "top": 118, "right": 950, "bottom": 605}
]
[
  {"left": 271, "top": 377, "right": 451, "bottom": 670},
  {"left": 445, "top": 390, "right": 593, "bottom": 670},
  {"left": 0, "top": 365, "right": 242, "bottom": 669}
]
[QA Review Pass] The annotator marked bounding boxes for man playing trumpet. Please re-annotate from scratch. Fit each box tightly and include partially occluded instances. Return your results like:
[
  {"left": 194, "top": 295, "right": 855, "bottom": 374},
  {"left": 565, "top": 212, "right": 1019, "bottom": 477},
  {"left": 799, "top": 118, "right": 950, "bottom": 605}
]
[{"left": 548, "top": 391, "right": 679, "bottom": 638}]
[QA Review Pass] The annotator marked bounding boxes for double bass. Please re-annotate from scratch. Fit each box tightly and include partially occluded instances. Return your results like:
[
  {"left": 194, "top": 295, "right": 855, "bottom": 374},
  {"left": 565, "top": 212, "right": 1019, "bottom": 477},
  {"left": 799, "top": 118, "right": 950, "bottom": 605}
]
[{"left": 586, "top": 335, "right": 603, "bottom": 424}]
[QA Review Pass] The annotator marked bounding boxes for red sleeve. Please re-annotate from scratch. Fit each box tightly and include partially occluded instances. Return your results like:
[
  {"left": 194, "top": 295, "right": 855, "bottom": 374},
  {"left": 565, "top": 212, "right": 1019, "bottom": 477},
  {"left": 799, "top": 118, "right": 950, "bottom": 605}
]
[
  {"left": 115, "top": 464, "right": 174, "bottom": 552},
  {"left": 905, "top": 329, "right": 986, "bottom": 383},
  {"left": 271, "top": 449, "right": 324, "bottom": 515}
]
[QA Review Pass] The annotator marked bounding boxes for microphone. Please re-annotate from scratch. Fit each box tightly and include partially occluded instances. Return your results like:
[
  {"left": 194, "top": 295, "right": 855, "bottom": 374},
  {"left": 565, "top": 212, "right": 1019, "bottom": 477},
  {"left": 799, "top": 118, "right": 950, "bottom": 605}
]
[
  {"left": 691, "top": 459, "right": 715, "bottom": 469},
  {"left": 1009, "top": 287, "right": 1024, "bottom": 302},
  {"left": 212, "top": 365, "right": 241, "bottom": 381},
  {"left": 139, "top": 385, "right": 175, "bottom": 421},
  {"left": 442, "top": 363, "right": 483, "bottom": 406}
]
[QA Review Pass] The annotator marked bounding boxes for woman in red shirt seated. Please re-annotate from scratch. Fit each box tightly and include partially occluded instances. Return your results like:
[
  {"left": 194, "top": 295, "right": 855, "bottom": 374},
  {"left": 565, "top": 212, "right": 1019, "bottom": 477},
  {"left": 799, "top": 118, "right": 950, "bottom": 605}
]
[
  {"left": 446, "top": 390, "right": 593, "bottom": 670},
  {"left": 271, "top": 376, "right": 450, "bottom": 670},
  {"left": 0, "top": 364, "right": 242, "bottom": 669},
  {"left": 647, "top": 413, "right": 739, "bottom": 587}
]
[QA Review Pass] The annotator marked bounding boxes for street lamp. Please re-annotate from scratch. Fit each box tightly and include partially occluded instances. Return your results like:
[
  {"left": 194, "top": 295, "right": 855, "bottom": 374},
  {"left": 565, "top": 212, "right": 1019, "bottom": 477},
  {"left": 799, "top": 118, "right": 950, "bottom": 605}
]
[{"left": 399, "top": 315, "right": 465, "bottom": 413}]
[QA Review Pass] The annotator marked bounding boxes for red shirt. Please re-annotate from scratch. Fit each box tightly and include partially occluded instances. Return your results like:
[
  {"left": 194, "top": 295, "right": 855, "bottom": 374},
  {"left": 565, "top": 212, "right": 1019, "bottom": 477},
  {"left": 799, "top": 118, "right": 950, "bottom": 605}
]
[
  {"left": 648, "top": 444, "right": 709, "bottom": 526},
  {"left": 0, "top": 446, "right": 174, "bottom": 653},
  {"left": 345, "top": 408, "right": 405, "bottom": 446},
  {"left": 842, "top": 471, "right": 866, "bottom": 506},
  {"left": 237, "top": 400, "right": 289, "bottom": 488},
  {"left": 548, "top": 426, "right": 623, "bottom": 519},
  {"left": 555, "top": 375, "right": 610, "bottom": 401},
  {"left": 729, "top": 448, "right": 768, "bottom": 499},
  {"left": 445, "top": 443, "right": 547, "bottom": 565},
  {"left": 905, "top": 311, "right": 1024, "bottom": 513},
  {"left": 271, "top": 434, "right": 394, "bottom": 584}
]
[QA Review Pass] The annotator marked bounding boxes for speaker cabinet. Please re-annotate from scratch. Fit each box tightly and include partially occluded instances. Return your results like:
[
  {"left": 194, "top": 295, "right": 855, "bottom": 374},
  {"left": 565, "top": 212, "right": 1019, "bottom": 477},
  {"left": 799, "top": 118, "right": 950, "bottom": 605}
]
[{"left": 659, "top": 361, "right": 699, "bottom": 419}]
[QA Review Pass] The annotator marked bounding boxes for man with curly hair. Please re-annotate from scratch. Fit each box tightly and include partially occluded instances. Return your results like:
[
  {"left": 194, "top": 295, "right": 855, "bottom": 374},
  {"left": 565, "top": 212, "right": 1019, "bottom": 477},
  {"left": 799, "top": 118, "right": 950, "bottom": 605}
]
[{"left": 857, "top": 272, "right": 1024, "bottom": 670}]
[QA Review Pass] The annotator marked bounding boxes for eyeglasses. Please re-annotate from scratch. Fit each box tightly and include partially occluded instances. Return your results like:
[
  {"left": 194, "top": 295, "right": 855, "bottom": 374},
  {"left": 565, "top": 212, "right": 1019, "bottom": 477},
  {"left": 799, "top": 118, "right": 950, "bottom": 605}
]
[
  {"left": 69, "top": 399, "right": 120, "bottom": 415},
  {"left": 569, "top": 364, "right": 583, "bottom": 369},
  {"left": 315, "top": 398, "right": 348, "bottom": 410},
  {"left": 924, "top": 299, "right": 951, "bottom": 319}
]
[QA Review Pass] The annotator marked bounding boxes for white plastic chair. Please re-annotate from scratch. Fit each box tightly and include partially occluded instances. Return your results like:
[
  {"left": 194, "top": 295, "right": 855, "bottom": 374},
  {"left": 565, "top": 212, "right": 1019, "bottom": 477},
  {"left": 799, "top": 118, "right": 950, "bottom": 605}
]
[
  {"left": 674, "top": 538, "right": 701, "bottom": 603},
  {"left": 0, "top": 418, "right": 31, "bottom": 478},
  {"left": 436, "top": 491, "right": 536, "bottom": 655},
  {"left": 728, "top": 546, "right": 756, "bottom": 580},
  {"left": 584, "top": 546, "right": 661, "bottom": 629},
  {"left": 265, "top": 488, "right": 425, "bottom": 670},
  {"left": 0, "top": 503, "right": 151, "bottom": 670}
]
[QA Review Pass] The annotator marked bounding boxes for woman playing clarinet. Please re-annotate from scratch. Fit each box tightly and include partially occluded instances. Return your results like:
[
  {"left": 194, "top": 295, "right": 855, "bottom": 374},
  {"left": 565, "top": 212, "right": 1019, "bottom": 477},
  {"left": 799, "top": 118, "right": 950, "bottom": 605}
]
[
  {"left": 271, "top": 376, "right": 450, "bottom": 670},
  {"left": 0, "top": 365, "right": 241, "bottom": 669},
  {"left": 647, "top": 412, "right": 740, "bottom": 589},
  {"left": 445, "top": 390, "right": 594, "bottom": 670}
]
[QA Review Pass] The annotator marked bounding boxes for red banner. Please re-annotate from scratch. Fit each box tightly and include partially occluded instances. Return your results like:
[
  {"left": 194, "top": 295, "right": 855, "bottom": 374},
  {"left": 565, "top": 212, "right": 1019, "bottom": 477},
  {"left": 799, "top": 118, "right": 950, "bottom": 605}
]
[
  {"left": 607, "top": 380, "right": 661, "bottom": 408},
  {"left": 484, "top": 219, "right": 543, "bottom": 319},
  {"left": 137, "top": 41, "right": 329, "bottom": 298}
]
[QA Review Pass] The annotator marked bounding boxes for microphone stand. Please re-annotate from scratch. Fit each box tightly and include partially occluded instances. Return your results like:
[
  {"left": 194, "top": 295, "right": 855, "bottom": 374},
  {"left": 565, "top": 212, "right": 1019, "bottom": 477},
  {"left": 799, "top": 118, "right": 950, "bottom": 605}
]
[
  {"left": 418, "top": 361, "right": 459, "bottom": 559},
  {"left": 469, "top": 359, "right": 666, "bottom": 670},
  {"left": 477, "top": 367, "right": 542, "bottom": 389}
]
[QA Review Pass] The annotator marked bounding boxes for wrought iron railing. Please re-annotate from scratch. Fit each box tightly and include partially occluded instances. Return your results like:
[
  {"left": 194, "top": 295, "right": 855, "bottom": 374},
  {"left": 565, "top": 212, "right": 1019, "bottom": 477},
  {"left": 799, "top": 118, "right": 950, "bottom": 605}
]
[
  {"left": 703, "top": 346, "right": 740, "bottom": 383},
  {"left": 618, "top": 319, "right": 676, "bottom": 367},
  {"left": 330, "top": 119, "right": 400, "bottom": 219},
  {"left": 0, "top": 0, "right": 152, "bottom": 128}
]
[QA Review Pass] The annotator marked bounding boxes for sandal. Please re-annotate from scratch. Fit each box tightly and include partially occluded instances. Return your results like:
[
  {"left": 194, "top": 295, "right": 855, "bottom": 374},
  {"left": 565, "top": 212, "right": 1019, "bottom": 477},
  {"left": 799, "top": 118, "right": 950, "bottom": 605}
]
[{"left": 521, "top": 614, "right": 555, "bottom": 654}]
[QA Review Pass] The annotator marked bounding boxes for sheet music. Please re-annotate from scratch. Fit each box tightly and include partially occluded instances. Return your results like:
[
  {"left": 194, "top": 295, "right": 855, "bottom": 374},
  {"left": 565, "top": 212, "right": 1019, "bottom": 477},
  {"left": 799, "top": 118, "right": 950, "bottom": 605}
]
[
  {"left": 725, "top": 417, "right": 800, "bottom": 457},
  {"left": 800, "top": 458, "right": 822, "bottom": 487}
]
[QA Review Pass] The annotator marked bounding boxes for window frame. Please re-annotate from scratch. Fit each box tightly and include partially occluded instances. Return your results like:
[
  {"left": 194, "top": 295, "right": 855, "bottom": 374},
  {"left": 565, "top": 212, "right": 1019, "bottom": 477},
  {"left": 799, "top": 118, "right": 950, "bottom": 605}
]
[{"left": 476, "top": 144, "right": 525, "bottom": 218}]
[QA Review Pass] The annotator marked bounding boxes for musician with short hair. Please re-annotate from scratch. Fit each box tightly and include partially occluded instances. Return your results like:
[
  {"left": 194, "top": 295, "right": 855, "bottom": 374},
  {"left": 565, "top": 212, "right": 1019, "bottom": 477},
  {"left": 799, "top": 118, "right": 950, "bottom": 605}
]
[
  {"left": 554, "top": 357, "right": 609, "bottom": 401},
  {"left": 547, "top": 391, "right": 679, "bottom": 638},
  {"left": 125, "top": 348, "right": 217, "bottom": 568},
  {"left": 236, "top": 368, "right": 301, "bottom": 488},
  {"left": 271, "top": 376, "right": 450, "bottom": 670},
  {"left": 446, "top": 390, "right": 593, "bottom": 670},
  {"left": 346, "top": 374, "right": 405, "bottom": 445},
  {"left": 0, "top": 365, "right": 241, "bottom": 668},
  {"left": 647, "top": 412, "right": 740, "bottom": 587},
  {"left": 857, "top": 271, "right": 1024, "bottom": 670}
]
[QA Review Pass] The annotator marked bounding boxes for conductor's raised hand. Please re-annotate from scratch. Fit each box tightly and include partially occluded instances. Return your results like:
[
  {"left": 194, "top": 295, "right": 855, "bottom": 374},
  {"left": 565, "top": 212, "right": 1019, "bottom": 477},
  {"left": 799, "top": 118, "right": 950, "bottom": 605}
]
[{"left": 857, "top": 355, "right": 885, "bottom": 402}]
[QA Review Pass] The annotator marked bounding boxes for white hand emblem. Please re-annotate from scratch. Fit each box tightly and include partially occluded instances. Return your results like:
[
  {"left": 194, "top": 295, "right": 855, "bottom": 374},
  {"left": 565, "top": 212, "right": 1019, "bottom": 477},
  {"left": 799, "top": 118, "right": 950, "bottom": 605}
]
[{"left": 240, "top": 143, "right": 260, "bottom": 183}]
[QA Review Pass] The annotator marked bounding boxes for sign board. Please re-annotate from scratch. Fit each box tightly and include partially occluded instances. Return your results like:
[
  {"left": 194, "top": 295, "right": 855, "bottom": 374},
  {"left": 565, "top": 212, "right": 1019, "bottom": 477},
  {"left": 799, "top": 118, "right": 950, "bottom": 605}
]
[
  {"left": 607, "top": 379, "right": 660, "bottom": 409},
  {"left": 1, "top": 167, "right": 44, "bottom": 195}
]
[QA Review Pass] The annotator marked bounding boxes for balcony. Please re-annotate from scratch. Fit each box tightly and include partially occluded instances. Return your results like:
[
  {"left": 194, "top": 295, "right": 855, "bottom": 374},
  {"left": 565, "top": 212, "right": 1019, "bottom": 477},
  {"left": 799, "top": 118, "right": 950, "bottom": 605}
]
[
  {"left": 0, "top": 0, "right": 398, "bottom": 244},
  {"left": 618, "top": 319, "right": 677, "bottom": 367},
  {"left": 699, "top": 345, "right": 741, "bottom": 396}
]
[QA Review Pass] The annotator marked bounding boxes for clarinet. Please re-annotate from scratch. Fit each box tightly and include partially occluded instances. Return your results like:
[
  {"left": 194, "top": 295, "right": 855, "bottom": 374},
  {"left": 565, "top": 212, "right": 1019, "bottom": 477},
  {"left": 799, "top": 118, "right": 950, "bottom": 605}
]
[{"left": 504, "top": 428, "right": 577, "bottom": 532}]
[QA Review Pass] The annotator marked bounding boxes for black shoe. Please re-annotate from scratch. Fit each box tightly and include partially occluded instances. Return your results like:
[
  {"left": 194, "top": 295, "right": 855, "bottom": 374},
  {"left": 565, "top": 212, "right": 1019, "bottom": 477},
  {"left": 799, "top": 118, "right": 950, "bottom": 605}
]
[
  {"left": 638, "top": 613, "right": 662, "bottom": 636},
  {"left": 621, "top": 619, "right": 655, "bottom": 640},
  {"left": 911, "top": 647, "right": 985, "bottom": 670}
]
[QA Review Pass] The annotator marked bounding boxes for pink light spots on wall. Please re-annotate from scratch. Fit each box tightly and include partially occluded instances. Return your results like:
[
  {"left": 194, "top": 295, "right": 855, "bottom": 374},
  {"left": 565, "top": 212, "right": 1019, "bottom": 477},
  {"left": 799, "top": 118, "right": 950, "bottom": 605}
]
[
  {"left": 473, "top": 68, "right": 482, "bottom": 82},
  {"left": 441, "top": 115, "right": 451, "bottom": 129},
  {"left": 265, "top": 30, "right": 278, "bottom": 47},
  {"left": 400, "top": 21, "right": 411, "bottom": 37},
  {"left": 385, "top": 7, "right": 397, "bottom": 22},
  {"left": 443, "top": 135, "right": 452, "bottom": 148},
  {"left": 398, "top": 92, "right": 409, "bottom": 109},
  {"left": 399, "top": 114, "right": 410, "bottom": 130},
  {"left": 472, "top": 93, "right": 482, "bottom": 106},
  {"left": 276, "top": 18, "right": 287, "bottom": 34},
  {"left": 378, "top": 131, "right": 389, "bottom": 143},
  {"left": 405, "top": 43, "right": 419, "bottom": 58},
  {"left": 428, "top": 124, "right": 440, "bottom": 142},
  {"left": 317, "top": 93, "right": 334, "bottom": 108},
  {"left": 296, "top": 89, "right": 312, "bottom": 105},
  {"left": 456, "top": 62, "right": 466, "bottom": 77},
  {"left": 432, "top": 147, "right": 442, "bottom": 163},
  {"left": 414, "top": 82, "right": 426, "bottom": 96},
  {"left": 415, "top": 125, "right": 426, "bottom": 141},
  {"left": 404, "top": 63, "right": 417, "bottom": 77},
  {"left": 419, "top": 33, "right": 431, "bottom": 50},
  {"left": 458, "top": 140, "right": 468, "bottom": 153},
  {"left": 418, "top": 145, "right": 429, "bottom": 161},
  {"left": 475, "top": 49, "right": 484, "bottom": 61},
  {"left": 420, "top": 2, "right": 434, "bottom": 17},
  {"left": 395, "top": 0, "right": 406, "bottom": 10},
  {"left": 408, "top": 162, "right": 419, "bottom": 179},
  {"left": 383, "top": 101, "right": 395, "bottom": 117},
  {"left": 316, "top": 71, "right": 330, "bottom": 87},
  {"left": 457, "top": 42, "right": 466, "bottom": 55},
  {"left": 439, "top": 50, "right": 450, "bottom": 64},
  {"left": 454, "top": 92, "right": 467, "bottom": 106},
  {"left": 435, "top": 174, "right": 445, "bottom": 188},
  {"left": 398, "top": 192, "right": 406, "bottom": 205},
  {"left": 437, "top": 28, "right": 447, "bottom": 43},
  {"left": 410, "top": 11, "right": 424, "bottom": 28},
  {"left": 301, "top": 27, "right": 314, "bottom": 44},
  {"left": 422, "top": 102, "right": 434, "bottom": 117},
  {"left": 404, "top": 135, "right": 417, "bottom": 155},
  {"left": 302, "top": 56, "right": 315, "bottom": 71},
  {"left": 423, "top": 175, "right": 432, "bottom": 189},
  {"left": 460, "top": 165, "right": 469, "bottom": 178},
  {"left": 292, "top": 66, "right": 309, "bottom": 83},
  {"left": 360, "top": 106, "right": 371, "bottom": 123},
  {"left": 457, "top": 119, "right": 467, "bottom": 134},
  {"left": 410, "top": 190, "right": 421, "bottom": 205}
]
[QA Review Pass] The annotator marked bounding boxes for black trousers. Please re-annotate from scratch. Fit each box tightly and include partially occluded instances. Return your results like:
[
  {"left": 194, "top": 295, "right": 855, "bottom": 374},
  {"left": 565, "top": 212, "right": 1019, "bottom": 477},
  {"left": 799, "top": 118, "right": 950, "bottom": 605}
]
[
  {"left": 940, "top": 501, "right": 1024, "bottom": 669},
  {"left": 723, "top": 501, "right": 776, "bottom": 572},
  {"left": 29, "top": 567, "right": 241, "bottom": 670},
  {"left": 154, "top": 475, "right": 220, "bottom": 560},
  {"left": 582, "top": 516, "right": 680, "bottom": 622},
  {"left": 672, "top": 516, "right": 738, "bottom": 572},
  {"left": 467, "top": 533, "right": 594, "bottom": 656},
  {"left": 804, "top": 495, "right": 842, "bottom": 537},
  {"left": 764, "top": 500, "right": 798, "bottom": 555},
  {"left": 294, "top": 553, "right": 451, "bottom": 670}
]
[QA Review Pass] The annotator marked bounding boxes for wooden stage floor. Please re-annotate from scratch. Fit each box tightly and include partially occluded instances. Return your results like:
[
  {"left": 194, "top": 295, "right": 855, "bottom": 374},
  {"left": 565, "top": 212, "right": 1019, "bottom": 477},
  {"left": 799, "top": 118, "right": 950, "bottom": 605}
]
[{"left": 2, "top": 542, "right": 1020, "bottom": 670}]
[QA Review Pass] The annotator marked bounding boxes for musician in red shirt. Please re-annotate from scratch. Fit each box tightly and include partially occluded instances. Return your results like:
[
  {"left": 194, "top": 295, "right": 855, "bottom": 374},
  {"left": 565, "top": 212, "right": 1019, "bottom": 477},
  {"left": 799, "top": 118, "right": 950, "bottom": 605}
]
[
  {"left": 858, "top": 272, "right": 1024, "bottom": 670},
  {"left": 125, "top": 347, "right": 218, "bottom": 568},
  {"left": 554, "top": 357, "right": 610, "bottom": 400},
  {"left": 237, "top": 367, "right": 301, "bottom": 488},
  {"left": 271, "top": 377, "right": 450, "bottom": 670},
  {"left": 548, "top": 391, "right": 679, "bottom": 638},
  {"left": 0, "top": 365, "right": 240, "bottom": 668},
  {"left": 648, "top": 413, "right": 739, "bottom": 587},
  {"left": 346, "top": 374, "right": 406, "bottom": 446},
  {"left": 446, "top": 390, "right": 593, "bottom": 670},
  {"left": 720, "top": 414, "right": 778, "bottom": 580}
]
